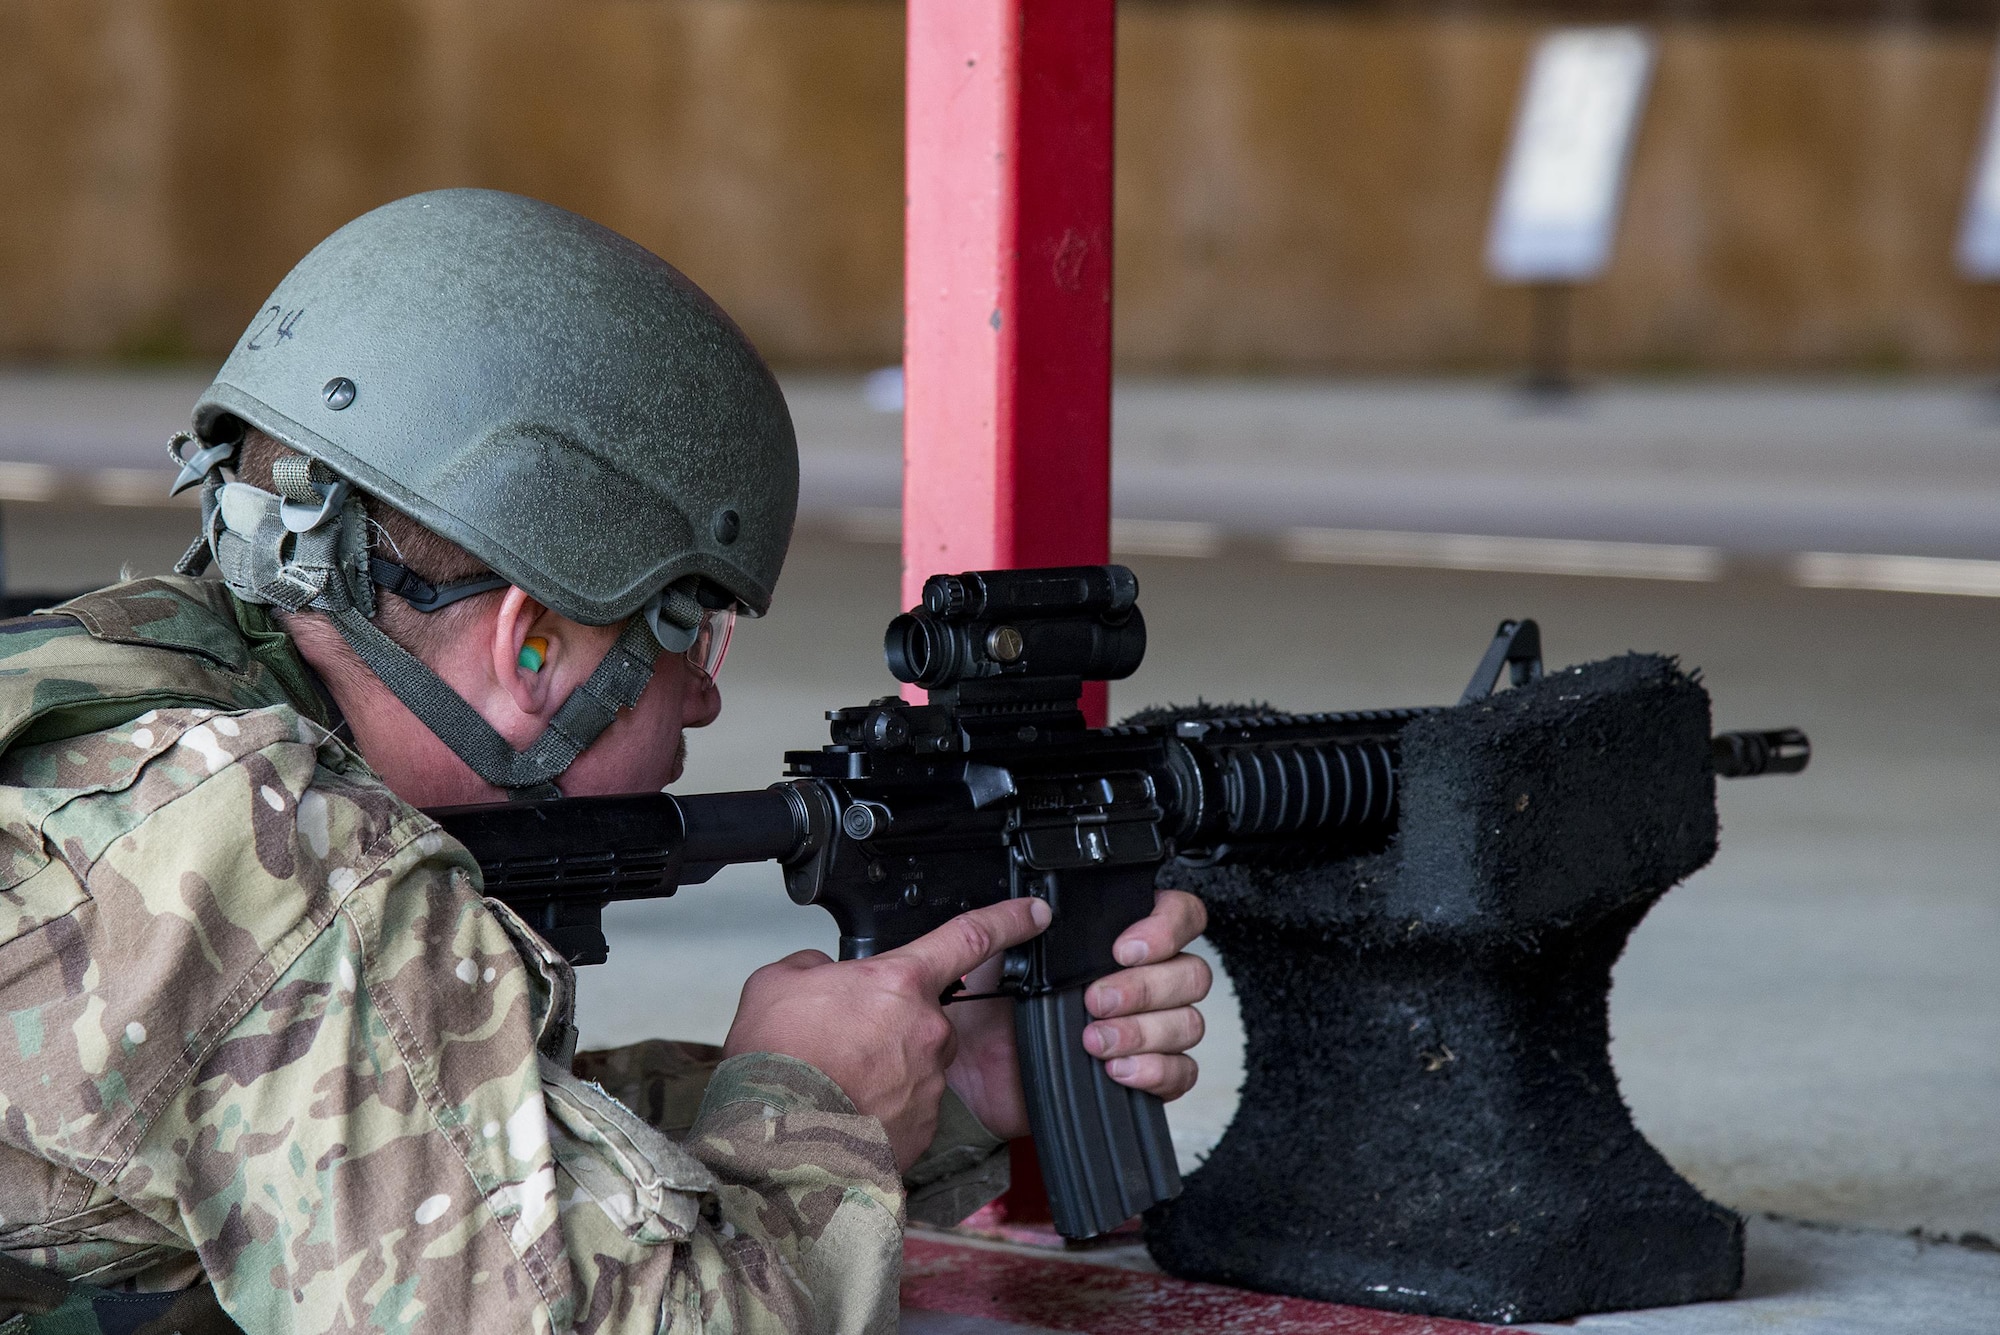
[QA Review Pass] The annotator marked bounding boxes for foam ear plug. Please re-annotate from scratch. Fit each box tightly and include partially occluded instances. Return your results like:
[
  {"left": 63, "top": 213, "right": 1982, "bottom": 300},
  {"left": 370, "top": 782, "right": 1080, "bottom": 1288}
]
[{"left": 518, "top": 637, "right": 548, "bottom": 673}]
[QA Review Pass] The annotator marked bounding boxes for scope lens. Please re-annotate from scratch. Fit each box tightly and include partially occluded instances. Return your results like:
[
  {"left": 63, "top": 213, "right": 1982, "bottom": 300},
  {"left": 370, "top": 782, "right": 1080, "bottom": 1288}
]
[{"left": 885, "top": 612, "right": 947, "bottom": 684}]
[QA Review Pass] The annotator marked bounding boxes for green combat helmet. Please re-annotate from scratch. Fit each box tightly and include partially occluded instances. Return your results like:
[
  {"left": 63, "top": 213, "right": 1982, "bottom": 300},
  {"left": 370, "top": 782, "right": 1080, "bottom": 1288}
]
[{"left": 168, "top": 188, "right": 799, "bottom": 795}]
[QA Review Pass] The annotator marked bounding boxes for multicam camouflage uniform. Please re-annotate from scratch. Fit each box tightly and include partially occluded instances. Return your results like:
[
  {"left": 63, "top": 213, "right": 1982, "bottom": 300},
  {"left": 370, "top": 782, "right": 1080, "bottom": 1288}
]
[{"left": 0, "top": 577, "right": 1008, "bottom": 1334}]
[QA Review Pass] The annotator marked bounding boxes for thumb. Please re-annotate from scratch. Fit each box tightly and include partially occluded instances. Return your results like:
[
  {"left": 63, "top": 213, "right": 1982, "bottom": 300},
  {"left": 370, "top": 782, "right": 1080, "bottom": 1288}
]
[{"left": 883, "top": 897, "right": 1052, "bottom": 996}]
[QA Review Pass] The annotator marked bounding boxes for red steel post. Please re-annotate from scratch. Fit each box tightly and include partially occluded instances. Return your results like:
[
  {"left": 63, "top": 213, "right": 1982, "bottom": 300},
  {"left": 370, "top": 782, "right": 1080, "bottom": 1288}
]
[
  {"left": 903, "top": 0, "right": 1118, "bottom": 1224},
  {"left": 903, "top": 0, "right": 1115, "bottom": 724}
]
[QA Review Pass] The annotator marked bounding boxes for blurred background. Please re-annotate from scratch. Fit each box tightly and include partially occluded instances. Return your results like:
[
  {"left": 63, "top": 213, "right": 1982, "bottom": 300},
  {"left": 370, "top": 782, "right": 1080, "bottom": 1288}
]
[
  {"left": 1, "top": 0, "right": 1996, "bottom": 1301},
  {"left": 13, "top": 0, "right": 2000, "bottom": 374}
]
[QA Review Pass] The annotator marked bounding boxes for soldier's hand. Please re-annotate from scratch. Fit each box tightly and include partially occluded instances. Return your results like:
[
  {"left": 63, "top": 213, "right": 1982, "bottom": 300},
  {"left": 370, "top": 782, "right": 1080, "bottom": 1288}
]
[
  {"left": 945, "top": 889, "right": 1211, "bottom": 1140},
  {"left": 1084, "top": 889, "right": 1211, "bottom": 1097},
  {"left": 721, "top": 896, "right": 1052, "bottom": 1170}
]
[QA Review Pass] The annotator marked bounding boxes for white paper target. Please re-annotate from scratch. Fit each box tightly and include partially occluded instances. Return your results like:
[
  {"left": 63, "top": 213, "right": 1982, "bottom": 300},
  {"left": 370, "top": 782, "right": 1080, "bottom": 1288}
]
[
  {"left": 1957, "top": 52, "right": 2000, "bottom": 279},
  {"left": 1487, "top": 27, "right": 1656, "bottom": 283}
]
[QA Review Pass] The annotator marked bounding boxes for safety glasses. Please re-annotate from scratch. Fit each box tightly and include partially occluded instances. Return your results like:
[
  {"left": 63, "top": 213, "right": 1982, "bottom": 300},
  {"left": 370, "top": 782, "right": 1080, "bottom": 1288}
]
[{"left": 684, "top": 605, "right": 735, "bottom": 682}]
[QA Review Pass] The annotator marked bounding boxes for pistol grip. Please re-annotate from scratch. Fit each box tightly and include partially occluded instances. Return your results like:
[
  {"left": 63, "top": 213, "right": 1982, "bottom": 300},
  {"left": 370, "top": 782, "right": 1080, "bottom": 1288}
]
[{"left": 1014, "top": 984, "right": 1182, "bottom": 1239}]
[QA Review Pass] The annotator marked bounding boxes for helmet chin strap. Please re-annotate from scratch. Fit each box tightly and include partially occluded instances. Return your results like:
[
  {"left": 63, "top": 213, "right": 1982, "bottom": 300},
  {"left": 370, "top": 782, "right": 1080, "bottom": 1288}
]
[
  {"left": 325, "top": 606, "right": 660, "bottom": 800},
  {"left": 174, "top": 437, "right": 681, "bottom": 799}
]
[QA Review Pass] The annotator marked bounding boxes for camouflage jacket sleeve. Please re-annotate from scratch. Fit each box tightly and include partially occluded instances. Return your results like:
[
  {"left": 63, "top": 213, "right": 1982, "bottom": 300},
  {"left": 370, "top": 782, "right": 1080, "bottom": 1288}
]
[
  {"left": 0, "top": 705, "right": 905, "bottom": 1335},
  {"left": 574, "top": 1043, "right": 1010, "bottom": 1231},
  {"left": 900, "top": 1089, "right": 1009, "bottom": 1228}
]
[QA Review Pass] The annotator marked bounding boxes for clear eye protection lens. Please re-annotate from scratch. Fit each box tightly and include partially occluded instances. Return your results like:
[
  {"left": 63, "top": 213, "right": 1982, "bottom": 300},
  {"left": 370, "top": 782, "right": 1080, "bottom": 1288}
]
[{"left": 685, "top": 606, "right": 735, "bottom": 681}]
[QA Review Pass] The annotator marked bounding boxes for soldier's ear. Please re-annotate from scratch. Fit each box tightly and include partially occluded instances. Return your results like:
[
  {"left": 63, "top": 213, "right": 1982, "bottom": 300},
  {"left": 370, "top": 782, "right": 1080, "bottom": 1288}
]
[{"left": 490, "top": 587, "right": 558, "bottom": 717}]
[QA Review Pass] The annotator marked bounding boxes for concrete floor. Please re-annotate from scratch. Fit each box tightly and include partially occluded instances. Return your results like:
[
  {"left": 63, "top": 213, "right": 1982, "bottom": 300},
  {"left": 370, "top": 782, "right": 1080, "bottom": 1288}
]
[
  {"left": 3, "top": 374, "right": 1996, "bottom": 1327},
  {"left": 1524, "top": 1216, "right": 2000, "bottom": 1334}
]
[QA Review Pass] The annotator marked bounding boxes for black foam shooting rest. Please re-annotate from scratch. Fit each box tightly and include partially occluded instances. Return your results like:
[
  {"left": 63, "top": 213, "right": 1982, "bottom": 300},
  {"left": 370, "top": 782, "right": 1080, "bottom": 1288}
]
[{"left": 1143, "top": 653, "right": 1742, "bottom": 1324}]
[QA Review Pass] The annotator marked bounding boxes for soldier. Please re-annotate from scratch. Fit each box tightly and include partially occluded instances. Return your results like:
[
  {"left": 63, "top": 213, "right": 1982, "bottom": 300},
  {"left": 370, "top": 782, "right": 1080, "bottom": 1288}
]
[{"left": 0, "top": 190, "right": 1211, "bottom": 1334}]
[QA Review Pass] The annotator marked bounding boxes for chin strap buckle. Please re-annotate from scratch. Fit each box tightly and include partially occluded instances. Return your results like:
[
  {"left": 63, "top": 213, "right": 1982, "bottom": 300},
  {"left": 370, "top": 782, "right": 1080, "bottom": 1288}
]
[
  {"left": 281, "top": 476, "right": 350, "bottom": 533},
  {"left": 644, "top": 580, "right": 707, "bottom": 652},
  {"left": 167, "top": 430, "right": 239, "bottom": 497},
  {"left": 272, "top": 454, "right": 353, "bottom": 534}
]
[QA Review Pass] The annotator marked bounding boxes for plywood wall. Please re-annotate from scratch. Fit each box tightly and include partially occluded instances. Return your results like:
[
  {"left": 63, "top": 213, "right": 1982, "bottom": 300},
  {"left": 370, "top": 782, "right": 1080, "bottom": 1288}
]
[{"left": 1, "top": 0, "right": 1996, "bottom": 373}]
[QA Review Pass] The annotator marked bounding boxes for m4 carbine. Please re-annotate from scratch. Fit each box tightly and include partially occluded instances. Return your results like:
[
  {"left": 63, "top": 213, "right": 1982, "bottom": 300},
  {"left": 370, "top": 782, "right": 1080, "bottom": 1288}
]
[{"left": 428, "top": 564, "right": 1809, "bottom": 1240}]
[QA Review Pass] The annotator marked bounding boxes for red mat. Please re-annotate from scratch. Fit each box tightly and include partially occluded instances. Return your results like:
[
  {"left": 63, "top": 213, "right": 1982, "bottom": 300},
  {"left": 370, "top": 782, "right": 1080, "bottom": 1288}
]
[{"left": 902, "top": 1235, "right": 1503, "bottom": 1334}]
